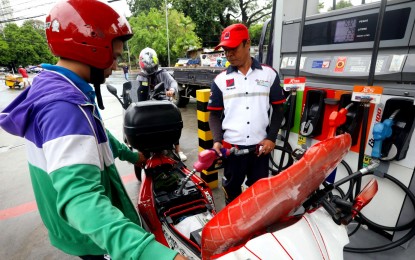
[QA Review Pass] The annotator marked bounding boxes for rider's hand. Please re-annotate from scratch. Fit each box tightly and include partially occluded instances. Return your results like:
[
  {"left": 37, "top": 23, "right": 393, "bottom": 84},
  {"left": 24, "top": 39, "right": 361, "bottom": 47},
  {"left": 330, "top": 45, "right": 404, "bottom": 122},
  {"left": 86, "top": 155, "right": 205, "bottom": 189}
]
[
  {"left": 166, "top": 89, "right": 175, "bottom": 97},
  {"left": 136, "top": 151, "right": 147, "bottom": 166},
  {"left": 258, "top": 139, "right": 275, "bottom": 156},
  {"left": 173, "top": 254, "right": 188, "bottom": 260},
  {"left": 213, "top": 142, "right": 223, "bottom": 157}
]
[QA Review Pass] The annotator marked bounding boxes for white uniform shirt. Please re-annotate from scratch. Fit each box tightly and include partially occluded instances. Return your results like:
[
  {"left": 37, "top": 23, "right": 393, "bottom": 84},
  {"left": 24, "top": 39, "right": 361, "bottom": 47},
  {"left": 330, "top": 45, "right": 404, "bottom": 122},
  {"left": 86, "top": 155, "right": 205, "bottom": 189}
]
[{"left": 208, "top": 59, "right": 285, "bottom": 146}]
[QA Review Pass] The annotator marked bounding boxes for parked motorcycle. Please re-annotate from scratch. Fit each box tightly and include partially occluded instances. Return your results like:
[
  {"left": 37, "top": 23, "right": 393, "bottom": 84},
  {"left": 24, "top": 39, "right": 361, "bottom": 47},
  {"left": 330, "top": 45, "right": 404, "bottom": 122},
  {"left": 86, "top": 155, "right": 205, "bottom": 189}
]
[{"left": 107, "top": 82, "right": 378, "bottom": 260}]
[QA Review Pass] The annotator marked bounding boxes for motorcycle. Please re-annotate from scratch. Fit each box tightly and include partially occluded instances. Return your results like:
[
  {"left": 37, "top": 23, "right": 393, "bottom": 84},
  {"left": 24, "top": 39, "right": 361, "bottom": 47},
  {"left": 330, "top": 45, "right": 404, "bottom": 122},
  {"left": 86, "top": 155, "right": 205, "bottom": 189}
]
[{"left": 107, "top": 82, "right": 379, "bottom": 260}]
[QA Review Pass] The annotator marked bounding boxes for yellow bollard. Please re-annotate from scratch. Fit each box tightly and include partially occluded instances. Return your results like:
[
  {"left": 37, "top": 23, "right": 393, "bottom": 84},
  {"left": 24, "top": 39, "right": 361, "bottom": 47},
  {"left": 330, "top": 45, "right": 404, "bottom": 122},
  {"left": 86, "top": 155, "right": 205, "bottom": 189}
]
[{"left": 196, "top": 89, "right": 218, "bottom": 189}]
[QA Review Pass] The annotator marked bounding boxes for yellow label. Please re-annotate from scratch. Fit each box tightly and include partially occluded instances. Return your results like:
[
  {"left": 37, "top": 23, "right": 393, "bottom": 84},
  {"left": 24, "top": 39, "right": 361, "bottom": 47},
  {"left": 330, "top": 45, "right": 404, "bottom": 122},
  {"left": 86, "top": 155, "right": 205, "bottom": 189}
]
[
  {"left": 298, "top": 135, "right": 306, "bottom": 146},
  {"left": 363, "top": 155, "right": 371, "bottom": 166}
]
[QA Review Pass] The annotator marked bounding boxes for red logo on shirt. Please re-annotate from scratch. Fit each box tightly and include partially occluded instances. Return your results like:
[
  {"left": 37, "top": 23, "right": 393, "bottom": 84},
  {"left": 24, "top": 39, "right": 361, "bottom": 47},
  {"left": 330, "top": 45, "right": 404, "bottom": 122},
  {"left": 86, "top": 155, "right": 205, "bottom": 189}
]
[{"left": 226, "top": 79, "right": 235, "bottom": 87}]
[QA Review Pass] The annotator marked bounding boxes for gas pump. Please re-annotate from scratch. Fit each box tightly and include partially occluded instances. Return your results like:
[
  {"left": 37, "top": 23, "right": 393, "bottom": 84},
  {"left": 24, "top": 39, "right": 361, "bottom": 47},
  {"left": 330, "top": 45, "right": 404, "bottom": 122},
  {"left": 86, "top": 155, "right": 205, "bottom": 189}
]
[{"left": 274, "top": 0, "right": 415, "bottom": 249}]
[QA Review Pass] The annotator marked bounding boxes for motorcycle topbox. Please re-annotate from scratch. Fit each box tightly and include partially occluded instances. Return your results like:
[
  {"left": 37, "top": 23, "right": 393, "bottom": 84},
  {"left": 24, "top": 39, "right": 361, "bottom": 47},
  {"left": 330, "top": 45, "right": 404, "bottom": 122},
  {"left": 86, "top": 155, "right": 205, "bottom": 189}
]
[{"left": 123, "top": 100, "right": 183, "bottom": 151}]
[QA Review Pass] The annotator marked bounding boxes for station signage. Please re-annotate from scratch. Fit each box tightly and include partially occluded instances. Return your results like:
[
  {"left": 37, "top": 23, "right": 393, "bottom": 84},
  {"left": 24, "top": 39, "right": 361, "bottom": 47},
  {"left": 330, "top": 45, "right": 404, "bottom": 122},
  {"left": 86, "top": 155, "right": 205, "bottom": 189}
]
[
  {"left": 352, "top": 85, "right": 383, "bottom": 104},
  {"left": 283, "top": 77, "right": 306, "bottom": 91}
]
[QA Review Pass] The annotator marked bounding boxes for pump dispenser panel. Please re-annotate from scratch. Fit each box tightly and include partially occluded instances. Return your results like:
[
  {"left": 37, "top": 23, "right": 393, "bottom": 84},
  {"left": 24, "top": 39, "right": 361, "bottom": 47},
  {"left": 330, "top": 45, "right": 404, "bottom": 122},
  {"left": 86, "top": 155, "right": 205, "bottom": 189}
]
[
  {"left": 380, "top": 98, "right": 415, "bottom": 161},
  {"left": 300, "top": 89, "right": 326, "bottom": 137}
]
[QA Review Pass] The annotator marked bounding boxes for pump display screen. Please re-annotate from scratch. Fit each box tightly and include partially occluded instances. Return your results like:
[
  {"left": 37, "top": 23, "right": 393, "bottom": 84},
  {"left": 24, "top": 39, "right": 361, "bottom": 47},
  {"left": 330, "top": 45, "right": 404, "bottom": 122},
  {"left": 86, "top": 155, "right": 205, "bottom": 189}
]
[
  {"left": 303, "top": 7, "right": 411, "bottom": 46},
  {"left": 334, "top": 18, "right": 357, "bottom": 43}
]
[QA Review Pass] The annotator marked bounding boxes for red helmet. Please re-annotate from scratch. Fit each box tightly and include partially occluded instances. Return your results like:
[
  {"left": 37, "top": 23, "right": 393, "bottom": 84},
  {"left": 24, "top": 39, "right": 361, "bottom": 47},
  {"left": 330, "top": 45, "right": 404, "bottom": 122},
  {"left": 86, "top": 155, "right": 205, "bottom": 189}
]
[{"left": 45, "top": 0, "right": 133, "bottom": 69}]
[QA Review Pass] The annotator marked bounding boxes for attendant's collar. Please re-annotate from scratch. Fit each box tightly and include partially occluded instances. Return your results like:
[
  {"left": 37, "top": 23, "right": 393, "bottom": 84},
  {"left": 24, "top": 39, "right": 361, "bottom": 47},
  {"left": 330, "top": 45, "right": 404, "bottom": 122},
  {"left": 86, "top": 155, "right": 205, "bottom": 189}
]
[{"left": 226, "top": 58, "right": 263, "bottom": 74}]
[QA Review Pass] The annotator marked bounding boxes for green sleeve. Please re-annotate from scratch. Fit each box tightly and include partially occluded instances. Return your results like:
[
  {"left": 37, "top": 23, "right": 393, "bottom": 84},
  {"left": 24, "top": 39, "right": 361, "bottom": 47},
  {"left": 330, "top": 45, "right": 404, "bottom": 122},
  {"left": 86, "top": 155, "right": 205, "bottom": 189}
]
[
  {"left": 51, "top": 164, "right": 178, "bottom": 259},
  {"left": 106, "top": 129, "right": 139, "bottom": 164}
]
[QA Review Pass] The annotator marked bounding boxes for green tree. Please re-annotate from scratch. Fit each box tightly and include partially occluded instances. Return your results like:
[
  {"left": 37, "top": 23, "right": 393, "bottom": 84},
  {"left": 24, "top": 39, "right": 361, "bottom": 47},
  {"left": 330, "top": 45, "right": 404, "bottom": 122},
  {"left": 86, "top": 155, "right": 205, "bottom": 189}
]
[
  {"left": 127, "top": 0, "right": 271, "bottom": 47},
  {"left": 234, "top": 0, "right": 272, "bottom": 27},
  {"left": 128, "top": 7, "right": 201, "bottom": 66},
  {"left": 0, "top": 36, "right": 11, "bottom": 66},
  {"left": 248, "top": 23, "right": 263, "bottom": 46},
  {"left": 172, "top": 0, "right": 236, "bottom": 47},
  {"left": 318, "top": 1, "right": 325, "bottom": 12},
  {"left": 127, "top": 0, "right": 163, "bottom": 16},
  {"left": 329, "top": 0, "right": 353, "bottom": 11},
  {"left": 0, "top": 21, "right": 56, "bottom": 69}
]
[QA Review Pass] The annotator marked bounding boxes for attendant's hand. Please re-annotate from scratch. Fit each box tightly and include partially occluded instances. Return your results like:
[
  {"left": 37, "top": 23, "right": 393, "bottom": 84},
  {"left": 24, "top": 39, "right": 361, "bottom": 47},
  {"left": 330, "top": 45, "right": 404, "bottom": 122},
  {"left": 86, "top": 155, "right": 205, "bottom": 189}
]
[
  {"left": 213, "top": 142, "right": 223, "bottom": 157},
  {"left": 257, "top": 139, "right": 275, "bottom": 156}
]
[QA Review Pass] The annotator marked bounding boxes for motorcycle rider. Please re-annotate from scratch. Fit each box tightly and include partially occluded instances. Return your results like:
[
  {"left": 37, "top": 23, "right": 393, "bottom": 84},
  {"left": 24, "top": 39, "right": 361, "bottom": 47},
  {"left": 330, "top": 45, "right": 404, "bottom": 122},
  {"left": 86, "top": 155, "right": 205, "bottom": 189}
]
[
  {"left": 215, "top": 57, "right": 224, "bottom": 67},
  {"left": 18, "top": 65, "right": 30, "bottom": 88},
  {"left": 0, "top": 1, "right": 186, "bottom": 259},
  {"left": 136, "top": 47, "right": 187, "bottom": 161}
]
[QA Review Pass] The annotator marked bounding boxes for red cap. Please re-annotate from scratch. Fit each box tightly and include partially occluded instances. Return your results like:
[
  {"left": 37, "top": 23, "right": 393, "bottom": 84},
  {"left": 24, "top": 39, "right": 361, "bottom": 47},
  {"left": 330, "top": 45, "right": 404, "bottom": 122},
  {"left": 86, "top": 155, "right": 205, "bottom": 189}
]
[{"left": 214, "top": 23, "right": 249, "bottom": 50}]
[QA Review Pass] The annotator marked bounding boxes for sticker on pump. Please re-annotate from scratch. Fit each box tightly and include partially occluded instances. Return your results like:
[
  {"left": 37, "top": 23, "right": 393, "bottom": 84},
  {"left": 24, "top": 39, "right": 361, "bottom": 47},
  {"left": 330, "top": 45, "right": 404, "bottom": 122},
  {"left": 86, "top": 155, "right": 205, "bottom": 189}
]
[
  {"left": 352, "top": 86, "right": 383, "bottom": 104},
  {"left": 300, "top": 57, "right": 307, "bottom": 70},
  {"left": 312, "top": 60, "right": 323, "bottom": 69},
  {"left": 283, "top": 77, "right": 306, "bottom": 91},
  {"left": 287, "top": 57, "right": 296, "bottom": 67},
  {"left": 322, "top": 60, "right": 331, "bottom": 68},
  {"left": 335, "top": 57, "right": 347, "bottom": 72},
  {"left": 280, "top": 57, "right": 288, "bottom": 68},
  {"left": 389, "top": 55, "right": 406, "bottom": 72}
]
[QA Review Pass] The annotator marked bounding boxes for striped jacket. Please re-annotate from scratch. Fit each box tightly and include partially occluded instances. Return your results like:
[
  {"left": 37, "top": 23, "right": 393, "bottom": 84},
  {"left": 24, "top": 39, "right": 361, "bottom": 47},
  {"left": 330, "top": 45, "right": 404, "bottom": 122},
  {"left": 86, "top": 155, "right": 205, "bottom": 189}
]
[{"left": 0, "top": 68, "right": 177, "bottom": 259}]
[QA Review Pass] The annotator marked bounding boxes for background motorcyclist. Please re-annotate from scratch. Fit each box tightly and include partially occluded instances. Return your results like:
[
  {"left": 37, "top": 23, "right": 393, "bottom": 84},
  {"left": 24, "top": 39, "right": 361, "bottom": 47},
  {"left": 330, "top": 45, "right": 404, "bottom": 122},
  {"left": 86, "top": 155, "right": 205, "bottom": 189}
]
[
  {"left": 215, "top": 57, "right": 224, "bottom": 67},
  {"left": 18, "top": 65, "right": 30, "bottom": 88},
  {"left": 136, "top": 47, "right": 187, "bottom": 161}
]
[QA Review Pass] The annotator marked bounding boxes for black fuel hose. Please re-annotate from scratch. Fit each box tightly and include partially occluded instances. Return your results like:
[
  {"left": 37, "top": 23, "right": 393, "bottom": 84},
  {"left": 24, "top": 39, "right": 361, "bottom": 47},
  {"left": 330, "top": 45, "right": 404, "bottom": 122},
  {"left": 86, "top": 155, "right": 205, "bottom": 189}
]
[
  {"left": 344, "top": 172, "right": 415, "bottom": 253},
  {"left": 344, "top": 214, "right": 415, "bottom": 253},
  {"left": 269, "top": 142, "right": 294, "bottom": 175},
  {"left": 357, "top": 172, "right": 415, "bottom": 232},
  {"left": 335, "top": 160, "right": 355, "bottom": 201}
]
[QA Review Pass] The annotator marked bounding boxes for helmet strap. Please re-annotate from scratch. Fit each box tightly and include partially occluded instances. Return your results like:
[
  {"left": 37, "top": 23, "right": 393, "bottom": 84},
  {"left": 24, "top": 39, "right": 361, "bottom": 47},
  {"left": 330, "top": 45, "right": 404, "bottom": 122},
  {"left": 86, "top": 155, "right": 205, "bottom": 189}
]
[{"left": 90, "top": 66, "right": 105, "bottom": 110}]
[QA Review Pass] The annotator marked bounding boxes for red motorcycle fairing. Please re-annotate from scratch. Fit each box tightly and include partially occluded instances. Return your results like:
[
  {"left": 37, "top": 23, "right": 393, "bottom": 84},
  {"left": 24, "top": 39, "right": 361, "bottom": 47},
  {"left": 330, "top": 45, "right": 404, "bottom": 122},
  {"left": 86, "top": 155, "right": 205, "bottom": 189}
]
[
  {"left": 144, "top": 153, "right": 177, "bottom": 169},
  {"left": 137, "top": 167, "right": 169, "bottom": 246},
  {"left": 138, "top": 152, "right": 216, "bottom": 251},
  {"left": 138, "top": 153, "right": 180, "bottom": 246},
  {"left": 201, "top": 134, "right": 352, "bottom": 259}
]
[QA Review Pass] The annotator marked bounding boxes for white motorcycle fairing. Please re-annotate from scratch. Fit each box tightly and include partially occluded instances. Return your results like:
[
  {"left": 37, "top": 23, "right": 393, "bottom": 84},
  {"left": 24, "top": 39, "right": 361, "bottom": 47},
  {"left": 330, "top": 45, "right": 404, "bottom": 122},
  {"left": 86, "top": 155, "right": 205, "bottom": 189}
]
[{"left": 217, "top": 208, "right": 349, "bottom": 260}]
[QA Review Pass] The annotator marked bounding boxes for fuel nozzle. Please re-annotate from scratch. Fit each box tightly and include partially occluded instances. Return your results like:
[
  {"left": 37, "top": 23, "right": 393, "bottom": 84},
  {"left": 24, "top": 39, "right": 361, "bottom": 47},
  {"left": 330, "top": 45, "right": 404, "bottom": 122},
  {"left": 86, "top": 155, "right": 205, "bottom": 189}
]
[
  {"left": 328, "top": 103, "right": 353, "bottom": 138},
  {"left": 371, "top": 109, "right": 400, "bottom": 159}
]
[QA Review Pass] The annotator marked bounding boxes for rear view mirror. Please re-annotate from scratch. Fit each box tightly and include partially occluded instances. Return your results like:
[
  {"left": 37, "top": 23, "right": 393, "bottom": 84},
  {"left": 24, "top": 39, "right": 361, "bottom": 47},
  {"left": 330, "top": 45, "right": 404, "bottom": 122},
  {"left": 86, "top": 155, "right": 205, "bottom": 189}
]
[{"left": 106, "top": 84, "right": 118, "bottom": 96}]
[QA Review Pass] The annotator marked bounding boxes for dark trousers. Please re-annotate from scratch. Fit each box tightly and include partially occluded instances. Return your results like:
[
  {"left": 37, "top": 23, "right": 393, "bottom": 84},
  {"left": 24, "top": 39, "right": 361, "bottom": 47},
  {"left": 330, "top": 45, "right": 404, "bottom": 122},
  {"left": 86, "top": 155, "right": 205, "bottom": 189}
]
[{"left": 222, "top": 150, "right": 270, "bottom": 204}]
